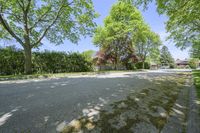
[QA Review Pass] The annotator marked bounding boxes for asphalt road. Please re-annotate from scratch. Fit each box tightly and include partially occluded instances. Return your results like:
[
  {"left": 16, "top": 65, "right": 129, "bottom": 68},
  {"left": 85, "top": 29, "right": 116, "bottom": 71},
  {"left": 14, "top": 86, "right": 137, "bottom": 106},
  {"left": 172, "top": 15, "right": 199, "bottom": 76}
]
[{"left": 0, "top": 70, "right": 192, "bottom": 133}]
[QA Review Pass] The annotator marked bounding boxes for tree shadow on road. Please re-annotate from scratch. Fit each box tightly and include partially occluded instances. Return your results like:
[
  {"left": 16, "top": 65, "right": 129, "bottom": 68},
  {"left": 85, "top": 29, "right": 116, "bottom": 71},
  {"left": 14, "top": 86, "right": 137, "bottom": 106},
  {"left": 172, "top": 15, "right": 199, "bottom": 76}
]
[{"left": 61, "top": 74, "right": 190, "bottom": 133}]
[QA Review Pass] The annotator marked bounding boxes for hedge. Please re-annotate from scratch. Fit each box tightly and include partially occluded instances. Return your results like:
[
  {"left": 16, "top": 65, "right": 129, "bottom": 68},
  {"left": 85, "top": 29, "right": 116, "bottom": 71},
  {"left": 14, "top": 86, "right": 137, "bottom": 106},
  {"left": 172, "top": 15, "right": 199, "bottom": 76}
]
[{"left": 0, "top": 46, "right": 93, "bottom": 75}]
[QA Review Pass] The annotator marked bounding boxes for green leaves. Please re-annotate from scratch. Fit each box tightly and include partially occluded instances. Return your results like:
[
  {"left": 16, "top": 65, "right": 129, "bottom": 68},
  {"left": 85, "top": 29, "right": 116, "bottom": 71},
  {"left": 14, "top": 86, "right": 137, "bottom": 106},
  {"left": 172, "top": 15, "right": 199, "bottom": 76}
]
[
  {"left": 93, "top": 1, "right": 162, "bottom": 69},
  {"left": 134, "top": 22, "right": 162, "bottom": 65},
  {"left": 93, "top": 1, "right": 153, "bottom": 69},
  {"left": 126, "top": 0, "right": 200, "bottom": 57},
  {"left": 0, "top": 46, "right": 93, "bottom": 75},
  {"left": 0, "top": 0, "right": 98, "bottom": 47},
  {"left": 188, "top": 58, "right": 199, "bottom": 69},
  {"left": 160, "top": 46, "right": 175, "bottom": 67}
]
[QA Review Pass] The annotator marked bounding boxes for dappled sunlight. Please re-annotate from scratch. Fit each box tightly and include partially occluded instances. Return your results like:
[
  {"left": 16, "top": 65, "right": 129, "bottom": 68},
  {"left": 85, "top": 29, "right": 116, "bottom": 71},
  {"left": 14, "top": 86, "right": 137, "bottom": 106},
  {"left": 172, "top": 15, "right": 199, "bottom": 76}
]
[
  {"left": 98, "top": 97, "right": 109, "bottom": 105},
  {"left": 57, "top": 103, "right": 102, "bottom": 132},
  {"left": 111, "top": 94, "right": 118, "bottom": 97},
  {"left": 172, "top": 108, "right": 184, "bottom": 116},
  {"left": 195, "top": 100, "right": 200, "bottom": 105},
  {"left": 0, "top": 113, "right": 12, "bottom": 126},
  {"left": 50, "top": 86, "right": 55, "bottom": 88},
  {"left": 134, "top": 97, "right": 140, "bottom": 102},
  {"left": 44, "top": 116, "right": 50, "bottom": 122},
  {"left": 175, "top": 103, "right": 186, "bottom": 109},
  {"left": 26, "top": 94, "right": 34, "bottom": 99},
  {"left": 0, "top": 107, "right": 20, "bottom": 127},
  {"left": 59, "top": 73, "right": 190, "bottom": 133}
]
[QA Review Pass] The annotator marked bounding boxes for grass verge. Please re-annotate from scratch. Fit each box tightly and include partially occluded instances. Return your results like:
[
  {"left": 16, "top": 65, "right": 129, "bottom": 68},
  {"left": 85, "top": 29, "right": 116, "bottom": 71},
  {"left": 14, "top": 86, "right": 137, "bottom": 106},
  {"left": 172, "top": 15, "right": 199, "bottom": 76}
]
[
  {"left": 192, "top": 70, "right": 200, "bottom": 99},
  {"left": 0, "top": 70, "right": 138, "bottom": 81}
]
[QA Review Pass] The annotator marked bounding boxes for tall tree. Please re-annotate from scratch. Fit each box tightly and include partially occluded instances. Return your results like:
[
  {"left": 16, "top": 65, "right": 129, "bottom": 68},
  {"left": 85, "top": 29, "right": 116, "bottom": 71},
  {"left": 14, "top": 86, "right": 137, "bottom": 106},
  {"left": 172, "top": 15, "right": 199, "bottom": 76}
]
[
  {"left": 0, "top": 0, "right": 97, "bottom": 74},
  {"left": 121, "top": 0, "right": 200, "bottom": 55},
  {"left": 93, "top": 1, "right": 145, "bottom": 69},
  {"left": 160, "top": 46, "right": 175, "bottom": 68},
  {"left": 135, "top": 25, "right": 162, "bottom": 68}
]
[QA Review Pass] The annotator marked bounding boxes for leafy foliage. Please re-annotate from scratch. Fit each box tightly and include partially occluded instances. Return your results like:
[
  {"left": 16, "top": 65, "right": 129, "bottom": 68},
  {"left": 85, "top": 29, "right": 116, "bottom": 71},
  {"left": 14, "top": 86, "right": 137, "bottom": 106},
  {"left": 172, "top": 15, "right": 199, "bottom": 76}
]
[
  {"left": 0, "top": 46, "right": 93, "bottom": 75},
  {"left": 160, "top": 46, "right": 175, "bottom": 68},
  {"left": 134, "top": 25, "right": 162, "bottom": 68},
  {"left": 0, "top": 0, "right": 97, "bottom": 73},
  {"left": 0, "top": 46, "right": 24, "bottom": 75},
  {"left": 81, "top": 50, "right": 96, "bottom": 62},
  {"left": 188, "top": 58, "right": 199, "bottom": 69},
  {"left": 93, "top": 1, "right": 161, "bottom": 69},
  {"left": 123, "top": 0, "right": 199, "bottom": 58},
  {"left": 0, "top": 0, "right": 97, "bottom": 45},
  {"left": 93, "top": 1, "right": 147, "bottom": 69},
  {"left": 135, "top": 62, "right": 150, "bottom": 69},
  {"left": 192, "top": 70, "right": 200, "bottom": 100},
  {"left": 190, "top": 42, "right": 200, "bottom": 59}
]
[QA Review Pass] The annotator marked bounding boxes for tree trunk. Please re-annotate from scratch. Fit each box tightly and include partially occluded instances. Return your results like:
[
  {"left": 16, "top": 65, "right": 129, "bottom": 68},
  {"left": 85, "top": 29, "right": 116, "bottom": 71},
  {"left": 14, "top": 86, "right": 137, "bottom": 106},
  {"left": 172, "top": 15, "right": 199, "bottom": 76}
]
[
  {"left": 114, "top": 58, "right": 117, "bottom": 70},
  {"left": 142, "top": 61, "right": 145, "bottom": 69},
  {"left": 24, "top": 46, "right": 32, "bottom": 74}
]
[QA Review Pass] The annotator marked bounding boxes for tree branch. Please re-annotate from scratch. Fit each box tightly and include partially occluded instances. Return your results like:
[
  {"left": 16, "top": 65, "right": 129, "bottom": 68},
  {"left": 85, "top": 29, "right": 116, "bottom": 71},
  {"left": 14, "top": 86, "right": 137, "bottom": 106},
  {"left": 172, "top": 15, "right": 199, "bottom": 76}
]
[
  {"left": 0, "top": 14, "right": 24, "bottom": 46},
  {"left": 3, "top": 11, "right": 22, "bottom": 23},
  {"left": 25, "top": 0, "right": 31, "bottom": 13},
  {"left": 16, "top": 0, "right": 25, "bottom": 12},
  {"left": 32, "top": 1, "right": 73, "bottom": 47},
  {"left": 29, "top": 6, "right": 52, "bottom": 31}
]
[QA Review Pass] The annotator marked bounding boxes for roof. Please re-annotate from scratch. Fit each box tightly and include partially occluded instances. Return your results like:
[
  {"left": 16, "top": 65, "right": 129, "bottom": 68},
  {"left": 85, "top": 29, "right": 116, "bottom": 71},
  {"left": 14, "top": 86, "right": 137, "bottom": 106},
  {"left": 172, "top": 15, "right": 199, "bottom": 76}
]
[{"left": 176, "top": 59, "right": 189, "bottom": 65}]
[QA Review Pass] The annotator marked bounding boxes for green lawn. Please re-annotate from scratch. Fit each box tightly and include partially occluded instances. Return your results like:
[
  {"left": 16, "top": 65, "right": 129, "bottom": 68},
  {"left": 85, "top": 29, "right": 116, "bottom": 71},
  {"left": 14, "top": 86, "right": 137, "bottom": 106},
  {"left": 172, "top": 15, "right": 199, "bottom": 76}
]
[{"left": 193, "top": 70, "right": 200, "bottom": 99}]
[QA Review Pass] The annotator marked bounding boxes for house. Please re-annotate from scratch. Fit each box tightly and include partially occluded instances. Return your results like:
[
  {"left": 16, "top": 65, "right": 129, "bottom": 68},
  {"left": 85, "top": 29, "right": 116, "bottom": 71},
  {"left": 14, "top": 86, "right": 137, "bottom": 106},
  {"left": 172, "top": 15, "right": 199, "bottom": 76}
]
[
  {"left": 175, "top": 59, "right": 189, "bottom": 68},
  {"left": 150, "top": 62, "right": 159, "bottom": 70}
]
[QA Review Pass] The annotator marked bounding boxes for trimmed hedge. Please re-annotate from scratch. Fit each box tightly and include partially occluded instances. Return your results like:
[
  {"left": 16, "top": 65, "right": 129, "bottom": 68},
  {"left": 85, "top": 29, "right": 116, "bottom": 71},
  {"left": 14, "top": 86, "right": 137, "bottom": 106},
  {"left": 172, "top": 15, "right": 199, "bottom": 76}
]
[
  {"left": 135, "top": 62, "right": 150, "bottom": 69},
  {"left": 0, "top": 46, "right": 93, "bottom": 75}
]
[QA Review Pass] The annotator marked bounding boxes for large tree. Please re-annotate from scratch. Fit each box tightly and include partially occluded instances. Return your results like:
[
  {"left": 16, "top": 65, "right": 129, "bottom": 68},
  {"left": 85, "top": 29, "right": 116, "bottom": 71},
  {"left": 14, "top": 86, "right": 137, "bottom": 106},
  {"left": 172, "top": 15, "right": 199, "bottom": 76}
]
[
  {"left": 0, "top": 0, "right": 97, "bottom": 74},
  {"left": 121, "top": 0, "right": 200, "bottom": 56},
  {"left": 134, "top": 25, "right": 162, "bottom": 68},
  {"left": 160, "top": 46, "right": 175, "bottom": 68},
  {"left": 127, "top": 0, "right": 199, "bottom": 44},
  {"left": 93, "top": 1, "right": 145, "bottom": 69}
]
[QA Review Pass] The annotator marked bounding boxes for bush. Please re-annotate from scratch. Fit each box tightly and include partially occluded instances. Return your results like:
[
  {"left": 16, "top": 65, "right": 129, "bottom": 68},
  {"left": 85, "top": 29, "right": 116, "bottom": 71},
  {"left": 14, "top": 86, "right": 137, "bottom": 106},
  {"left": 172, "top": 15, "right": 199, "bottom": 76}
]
[
  {"left": 0, "top": 46, "right": 24, "bottom": 75},
  {"left": 135, "top": 62, "right": 150, "bottom": 69},
  {"left": 169, "top": 63, "right": 175, "bottom": 69},
  {"left": 189, "top": 58, "right": 199, "bottom": 69},
  {"left": 0, "top": 47, "right": 93, "bottom": 75}
]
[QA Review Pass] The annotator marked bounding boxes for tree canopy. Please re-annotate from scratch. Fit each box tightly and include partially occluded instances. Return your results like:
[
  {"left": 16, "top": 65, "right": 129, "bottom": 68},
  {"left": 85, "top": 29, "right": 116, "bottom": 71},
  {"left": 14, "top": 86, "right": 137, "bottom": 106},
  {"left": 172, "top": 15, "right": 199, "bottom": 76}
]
[
  {"left": 121, "top": 0, "right": 200, "bottom": 57},
  {"left": 0, "top": 0, "right": 97, "bottom": 74},
  {"left": 93, "top": 1, "right": 148, "bottom": 69},
  {"left": 160, "top": 46, "right": 175, "bottom": 68},
  {"left": 134, "top": 25, "right": 162, "bottom": 68},
  {"left": 93, "top": 1, "right": 162, "bottom": 69}
]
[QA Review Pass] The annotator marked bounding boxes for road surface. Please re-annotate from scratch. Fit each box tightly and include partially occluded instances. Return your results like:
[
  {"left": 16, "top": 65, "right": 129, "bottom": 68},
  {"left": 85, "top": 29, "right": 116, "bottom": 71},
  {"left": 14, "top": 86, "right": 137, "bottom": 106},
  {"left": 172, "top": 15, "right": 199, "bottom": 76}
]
[{"left": 0, "top": 70, "right": 199, "bottom": 133}]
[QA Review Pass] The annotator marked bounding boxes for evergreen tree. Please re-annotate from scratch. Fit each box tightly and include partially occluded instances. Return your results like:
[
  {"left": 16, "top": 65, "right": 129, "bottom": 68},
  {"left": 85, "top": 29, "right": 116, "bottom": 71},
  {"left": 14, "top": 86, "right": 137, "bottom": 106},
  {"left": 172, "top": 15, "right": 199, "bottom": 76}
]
[{"left": 160, "top": 46, "right": 175, "bottom": 68}]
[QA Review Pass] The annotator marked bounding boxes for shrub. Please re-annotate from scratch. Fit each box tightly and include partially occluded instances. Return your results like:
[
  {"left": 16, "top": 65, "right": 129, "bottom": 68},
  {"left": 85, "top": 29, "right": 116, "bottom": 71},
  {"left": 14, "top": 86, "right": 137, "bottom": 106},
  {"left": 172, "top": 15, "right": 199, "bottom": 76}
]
[
  {"left": 0, "top": 47, "right": 93, "bottom": 75},
  {"left": 0, "top": 46, "right": 24, "bottom": 75},
  {"left": 135, "top": 62, "right": 150, "bottom": 69},
  {"left": 189, "top": 58, "right": 199, "bottom": 69}
]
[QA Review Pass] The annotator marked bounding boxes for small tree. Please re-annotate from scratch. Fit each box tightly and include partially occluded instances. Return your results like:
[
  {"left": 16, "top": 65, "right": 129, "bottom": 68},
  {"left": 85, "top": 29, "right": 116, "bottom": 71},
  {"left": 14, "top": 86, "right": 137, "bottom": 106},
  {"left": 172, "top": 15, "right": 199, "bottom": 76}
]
[
  {"left": 160, "top": 46, "right": 175, "bottom": 68},
  {"left": 0, "top": 0, "right": 97, "bottom": 74}
]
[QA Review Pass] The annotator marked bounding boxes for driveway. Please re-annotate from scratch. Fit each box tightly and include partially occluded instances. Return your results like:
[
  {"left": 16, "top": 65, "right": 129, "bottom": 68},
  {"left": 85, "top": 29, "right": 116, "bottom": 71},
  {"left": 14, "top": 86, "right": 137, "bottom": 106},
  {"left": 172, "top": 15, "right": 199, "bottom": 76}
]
[{"left": 0, "top": 70, "right": 199, "bottom": 133}]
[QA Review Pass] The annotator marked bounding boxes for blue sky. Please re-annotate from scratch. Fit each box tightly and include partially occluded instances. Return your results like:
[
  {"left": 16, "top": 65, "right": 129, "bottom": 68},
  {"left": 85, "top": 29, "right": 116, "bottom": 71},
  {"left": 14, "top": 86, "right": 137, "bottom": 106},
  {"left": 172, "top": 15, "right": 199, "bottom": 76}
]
[{"left": 3, "top": 0, "right": 189, "bottom": 60}]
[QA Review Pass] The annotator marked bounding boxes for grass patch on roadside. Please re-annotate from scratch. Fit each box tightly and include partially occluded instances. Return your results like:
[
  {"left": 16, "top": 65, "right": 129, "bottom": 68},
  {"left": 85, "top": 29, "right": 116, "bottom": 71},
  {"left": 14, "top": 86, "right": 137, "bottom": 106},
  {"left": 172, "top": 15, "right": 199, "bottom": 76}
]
[
  {"left": 192, "top": 70, "right": 200, "bottom": 99},
  {"left": 0, "top": 72, "right": 95, "bottom": 81},
  {"left": 0, "top": 70, "right": 138, "bottom": 81}
]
